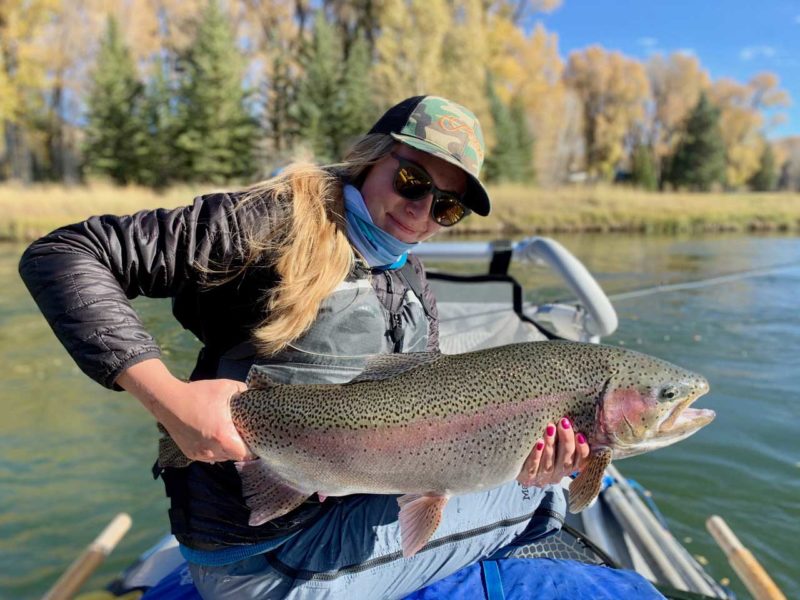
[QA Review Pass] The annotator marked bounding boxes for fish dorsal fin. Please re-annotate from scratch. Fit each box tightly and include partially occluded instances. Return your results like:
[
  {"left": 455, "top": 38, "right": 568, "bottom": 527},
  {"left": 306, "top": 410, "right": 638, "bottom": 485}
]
[
  {"left": 397, "top": 493, "right": 451, "bottom": 557},
  {"left": 348, "top": 352, "right": 445, "bottom": 384},
  {"left": 246, "top": 367, "right": 281, "bottom": 389},
  {"left": 568, "top": 447, "right": 613, "bottom": 513}
]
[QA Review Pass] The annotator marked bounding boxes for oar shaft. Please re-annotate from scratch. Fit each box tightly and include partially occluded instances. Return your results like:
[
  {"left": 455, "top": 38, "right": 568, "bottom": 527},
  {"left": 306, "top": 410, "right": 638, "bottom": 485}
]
[
  {"left": 706, "top": 515, "right": 785, "bottom": 600},
  {"left": 42, "top": 513, "right": 132, "bottom": 600}
]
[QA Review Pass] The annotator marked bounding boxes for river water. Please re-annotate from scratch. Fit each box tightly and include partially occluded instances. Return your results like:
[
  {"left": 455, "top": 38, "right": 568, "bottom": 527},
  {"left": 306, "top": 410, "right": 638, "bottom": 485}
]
[{"left": 1, "top": 234, "right": 798, "bottom": 598}]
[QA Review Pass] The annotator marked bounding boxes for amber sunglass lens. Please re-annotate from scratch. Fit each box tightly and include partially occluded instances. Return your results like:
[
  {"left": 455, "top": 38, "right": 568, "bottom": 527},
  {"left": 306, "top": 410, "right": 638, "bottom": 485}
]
[
  {"left": 432, "top": 197, "right": 466, "bottom": 226},
  {"left": 395, "top": 165, "right": 432, "bottom": 200}
]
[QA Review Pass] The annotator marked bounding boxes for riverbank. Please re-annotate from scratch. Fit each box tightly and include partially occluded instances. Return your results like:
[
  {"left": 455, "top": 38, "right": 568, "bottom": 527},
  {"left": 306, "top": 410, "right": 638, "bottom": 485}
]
[{"left": 2, "top": 182, "right": 799, "bottom": 241}]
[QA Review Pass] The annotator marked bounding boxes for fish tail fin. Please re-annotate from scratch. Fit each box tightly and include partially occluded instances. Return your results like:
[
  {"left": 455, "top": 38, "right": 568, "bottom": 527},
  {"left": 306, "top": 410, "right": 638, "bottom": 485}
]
[
  {"left": 235, "top": 459, "right": 311, "bottom": 526},
  {"left": 568, "top": 448, "right": 612, "bottom": 512},
  {"left": 157, "top": 423, "right": 193, "bottom": 468},
  {"left": 397, "top": 493, "right": 450, "bottom": 558}
]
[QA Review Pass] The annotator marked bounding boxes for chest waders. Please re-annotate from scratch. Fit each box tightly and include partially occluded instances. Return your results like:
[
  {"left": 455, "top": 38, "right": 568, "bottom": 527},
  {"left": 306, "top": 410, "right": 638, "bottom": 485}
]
[{"left": 158, "top": 262, "right": 432, "bottom": 551}]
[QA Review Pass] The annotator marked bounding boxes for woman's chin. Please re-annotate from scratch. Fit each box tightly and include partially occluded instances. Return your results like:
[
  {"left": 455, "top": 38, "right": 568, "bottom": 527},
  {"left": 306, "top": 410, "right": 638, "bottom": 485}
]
[{"left": 384, "top": 217, "right": 422, "bottom": 243}]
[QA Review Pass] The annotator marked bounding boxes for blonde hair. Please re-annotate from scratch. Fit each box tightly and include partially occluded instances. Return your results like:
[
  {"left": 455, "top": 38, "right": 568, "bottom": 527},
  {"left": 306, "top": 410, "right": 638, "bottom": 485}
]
[{"left": 235, "top": 134, "right": 397, "bottom": 356}]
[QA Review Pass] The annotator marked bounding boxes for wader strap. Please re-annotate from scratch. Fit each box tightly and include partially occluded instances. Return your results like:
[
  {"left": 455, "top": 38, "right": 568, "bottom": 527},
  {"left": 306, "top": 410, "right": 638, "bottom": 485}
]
[
  {"left": 489, "top": 240, "right": 514, "bottom": 276},
  {"left": 398, "top": 261, "right": 434, "bottom": 317},
  {"left": 481, "top": 560, "right": 506, "bottom": 600}
]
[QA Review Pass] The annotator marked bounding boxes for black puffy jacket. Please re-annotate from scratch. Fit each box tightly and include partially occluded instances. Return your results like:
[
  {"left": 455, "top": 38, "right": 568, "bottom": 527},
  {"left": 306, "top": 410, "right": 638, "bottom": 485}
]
[
  {"left": 19, "top": 190, "right": 441, "bottom": 550},
  {"left": 18, "top": 191, "right": 439, "bottom": 390}
]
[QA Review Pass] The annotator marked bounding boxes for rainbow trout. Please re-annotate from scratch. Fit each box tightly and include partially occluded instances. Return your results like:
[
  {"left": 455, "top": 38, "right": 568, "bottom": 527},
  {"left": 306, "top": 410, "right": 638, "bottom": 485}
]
[{"left": 159, "top": 341, "right": 713, "bottom": 557}]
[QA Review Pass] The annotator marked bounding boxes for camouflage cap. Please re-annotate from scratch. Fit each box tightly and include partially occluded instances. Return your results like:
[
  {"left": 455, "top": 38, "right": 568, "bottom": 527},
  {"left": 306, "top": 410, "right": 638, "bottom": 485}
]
[{"left": 368, "top": 95, "right": 491, "bottom": 216}]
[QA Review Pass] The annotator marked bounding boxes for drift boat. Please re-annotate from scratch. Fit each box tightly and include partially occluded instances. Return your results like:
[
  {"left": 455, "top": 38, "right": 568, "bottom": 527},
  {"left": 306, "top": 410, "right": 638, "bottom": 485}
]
[{"left": 69, "top": 237, "right": 746, "bottom": 600}]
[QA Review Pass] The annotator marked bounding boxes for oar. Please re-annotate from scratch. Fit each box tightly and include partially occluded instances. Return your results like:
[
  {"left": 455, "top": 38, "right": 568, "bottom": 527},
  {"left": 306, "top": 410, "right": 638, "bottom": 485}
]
[
  {"left": 41, "top": 512, "right": 132, "bottom": 600},
  {"left": 706, "top": 515, "right": 786, "bottom": 600}
]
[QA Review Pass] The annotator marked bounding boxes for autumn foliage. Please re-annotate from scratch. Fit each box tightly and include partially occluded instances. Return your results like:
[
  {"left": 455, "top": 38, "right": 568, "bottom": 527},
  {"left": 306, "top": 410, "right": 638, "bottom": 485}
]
[{"left": 0, "top": 0, "right": 794, "bottom": 190}]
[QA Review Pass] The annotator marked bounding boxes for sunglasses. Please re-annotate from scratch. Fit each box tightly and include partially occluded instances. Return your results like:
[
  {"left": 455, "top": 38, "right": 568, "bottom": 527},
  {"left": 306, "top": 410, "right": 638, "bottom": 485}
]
[{"left": 390, "top": 152, "right": 470, "bottom": 227}]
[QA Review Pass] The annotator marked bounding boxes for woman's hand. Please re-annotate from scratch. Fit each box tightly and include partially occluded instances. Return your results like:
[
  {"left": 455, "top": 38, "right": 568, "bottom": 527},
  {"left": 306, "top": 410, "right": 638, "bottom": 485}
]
[
  {"left": 516, "top": 417, "right": 590, "bottom": 487},
  {"left": 160, "top": 378, "right": 255, "bottom": 463},
  {"left": 116, "top": 358, "right": 255, "bottom": 463}
]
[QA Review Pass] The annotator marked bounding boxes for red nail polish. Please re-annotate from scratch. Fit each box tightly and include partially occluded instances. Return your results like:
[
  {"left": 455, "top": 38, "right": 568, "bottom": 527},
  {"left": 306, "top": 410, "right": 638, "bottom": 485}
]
[
  {"left": 561, "top": 418, "right": 571, "bottom": 429},
  {"left": 577, "top": 433, "right": 586, "bottom": 444},
  {"left": 546, "top": 425, "right": 555, "bottom": 436},
  {"left": 536, "top": 440, "right": 544, "bottom": 451}
]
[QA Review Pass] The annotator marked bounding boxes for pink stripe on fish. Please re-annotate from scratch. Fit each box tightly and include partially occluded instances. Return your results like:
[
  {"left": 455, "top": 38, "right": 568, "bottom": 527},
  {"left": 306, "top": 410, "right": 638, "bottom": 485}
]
[{"left": 285, "top": 392, "right": 579, "bottom": 458}]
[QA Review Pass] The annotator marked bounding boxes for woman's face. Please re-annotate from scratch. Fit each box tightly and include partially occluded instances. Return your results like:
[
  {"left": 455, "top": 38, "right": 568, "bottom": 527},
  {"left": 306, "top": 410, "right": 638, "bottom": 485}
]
[{"left": 359, "top": 144, "right": 468, "bottom": 243}]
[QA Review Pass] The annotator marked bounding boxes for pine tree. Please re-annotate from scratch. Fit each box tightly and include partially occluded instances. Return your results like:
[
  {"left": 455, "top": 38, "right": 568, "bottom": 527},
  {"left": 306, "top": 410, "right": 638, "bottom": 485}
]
[
  {"left": 509, "top": 96, "right": 535, "bottom": 183},
  {"left": 174, "top": 0, "right": 258, "bottom": 183},
  {"left": 483, "top": 77, "right": 517, "bottom": 183},
  {"left": 336, "top": 31, "right": 377, "bottom": 155},
  {"left": 630, "top": 143, "right": 658, "bottom": 190},
  {"left": 748, "top": 142, "right": 777, "bottom": 191},
  {"left": 484, "top": 77, "right": 534, "bottom": 183},
  {"left": 139, "top": 58, "right": 177, "bottom": 188},
  {"left": 291, "top": 15, "right": 376, "bottom": 162},
  {"left": 667, "top": 93, "right": 726, "bottom": 191},
  {"left": 291, "top": 14, "right": 342, "bottom": 162},
  {"left": 83, "top": 17, "right": 147, "bottom": 184}
]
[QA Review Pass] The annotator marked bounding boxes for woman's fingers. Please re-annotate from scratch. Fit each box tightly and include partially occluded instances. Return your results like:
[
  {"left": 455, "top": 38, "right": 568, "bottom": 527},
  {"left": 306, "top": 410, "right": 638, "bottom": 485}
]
[
  {"left": 516, "top": 439, "right": 544, "bottom": 486},
  {"left": 535, "top": 422, "right": 557, "bottom": 484},
  {"left": 518, "top": 419, "right": 591, "bottom": 488},
  {"left": 554, "top": 417, "right": 576, "bottom": 477},
  {"left": 574, "top": 432, "right": 590, "bottom": 471}
]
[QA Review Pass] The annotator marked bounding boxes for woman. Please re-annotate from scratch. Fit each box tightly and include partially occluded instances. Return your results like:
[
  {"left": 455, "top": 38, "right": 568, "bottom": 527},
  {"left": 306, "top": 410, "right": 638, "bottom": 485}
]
[{"left": 20, "top": 96, "right": 589, "bottom": 598}]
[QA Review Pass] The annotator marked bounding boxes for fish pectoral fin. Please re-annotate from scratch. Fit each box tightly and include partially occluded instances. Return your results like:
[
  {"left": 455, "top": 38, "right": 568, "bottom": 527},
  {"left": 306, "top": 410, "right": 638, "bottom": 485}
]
[
  {"left": 568, "top": 448, "right": 612, "bottom": 513},
  {"left": 235, "top": 459, "right": 311, "bottom": 526},
  {"left": 397, "top": 493, "right": 450, "bottom": 558}
]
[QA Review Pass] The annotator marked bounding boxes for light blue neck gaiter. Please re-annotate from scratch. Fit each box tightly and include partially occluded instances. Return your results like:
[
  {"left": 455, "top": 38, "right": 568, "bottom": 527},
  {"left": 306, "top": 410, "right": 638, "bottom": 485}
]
[{"left": 343, "top": 184, "right": 417, "bottom": 270}]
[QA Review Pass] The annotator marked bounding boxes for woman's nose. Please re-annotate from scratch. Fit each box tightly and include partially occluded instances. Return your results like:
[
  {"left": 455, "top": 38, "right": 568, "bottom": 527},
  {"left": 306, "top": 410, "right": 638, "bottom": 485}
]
[{"left": 404, "top": 194, "right": 433, "bottom": 220}]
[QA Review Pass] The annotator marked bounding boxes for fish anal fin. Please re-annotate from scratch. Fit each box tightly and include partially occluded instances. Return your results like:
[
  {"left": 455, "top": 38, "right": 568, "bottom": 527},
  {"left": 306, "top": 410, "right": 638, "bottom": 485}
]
[
  {"left": 568, "top": 448, "right": 612, "bottom": 513},
  {"left": 235, "top": 459, "right": 311, "bottom": 526},
  {"left": 397, "top": 493, "right": 450, "bottom": 558}
]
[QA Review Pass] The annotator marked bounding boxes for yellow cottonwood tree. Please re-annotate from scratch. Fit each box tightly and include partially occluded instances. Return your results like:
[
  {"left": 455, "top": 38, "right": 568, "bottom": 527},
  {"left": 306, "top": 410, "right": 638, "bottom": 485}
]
[
  {"left": 436, "top": 0, "right": 489, "bottom": 127},
  {"left": 647, "top": 52, "right": 710, "bottom": 160},
  {"left": 373, "top": 0, "right": 451, "bottom": 102},
  {"left": 565, "top": 46, "right": 650, "bottom": 180},
  {"left": 709, "top": 73, "right": 790, "bottom": 188},
  {"left": 515, "top": 25, "right": 574, "bottom": 185},
  {"left": 373, "top": 0, "right": 490, "bottom": 129},
  {"left": 0, "top": 0, "right": 59, "bottom": 177},
  {"left": 482, "top": 20, "right": 575, "bottom": 184}
]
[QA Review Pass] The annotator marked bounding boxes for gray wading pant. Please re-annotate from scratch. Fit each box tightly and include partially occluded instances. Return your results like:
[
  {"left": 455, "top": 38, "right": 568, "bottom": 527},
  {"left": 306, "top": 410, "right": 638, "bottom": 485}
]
[{"left": 189, "top": 482, "right": 565, "bottom": 600}]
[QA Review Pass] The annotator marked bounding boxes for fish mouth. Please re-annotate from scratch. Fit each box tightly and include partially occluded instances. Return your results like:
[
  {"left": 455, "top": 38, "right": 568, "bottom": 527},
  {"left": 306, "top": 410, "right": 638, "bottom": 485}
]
[{"left": 658, "top": 379, "right": 715, "bottom": 434}]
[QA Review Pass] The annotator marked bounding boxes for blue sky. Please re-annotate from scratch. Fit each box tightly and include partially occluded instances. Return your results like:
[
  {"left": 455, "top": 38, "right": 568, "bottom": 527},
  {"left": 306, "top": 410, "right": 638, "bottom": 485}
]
[{"left": 536, "top": 0, "right": 800, "bottom": 139}]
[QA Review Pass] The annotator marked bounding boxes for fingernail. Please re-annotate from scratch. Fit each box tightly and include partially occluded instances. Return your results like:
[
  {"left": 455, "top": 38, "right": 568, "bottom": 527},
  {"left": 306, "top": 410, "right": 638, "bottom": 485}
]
[
  {"left": 577, "top": 433, "right": 586, "bottom": 444},
  {"left": 546, "top": 425, "right": 556, "bottom": 437},
  {"left": 536, "top": 440, "right": 544, "bottom": 450},
  {"left": 561, "top": 418, "right": 571, "bottom": 430}
]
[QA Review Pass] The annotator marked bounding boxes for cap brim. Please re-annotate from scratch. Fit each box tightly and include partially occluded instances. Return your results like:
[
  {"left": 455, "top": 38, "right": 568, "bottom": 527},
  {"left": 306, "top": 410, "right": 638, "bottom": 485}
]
[{"left": 391, "top": 134, "right": 491, "bottom": 217}]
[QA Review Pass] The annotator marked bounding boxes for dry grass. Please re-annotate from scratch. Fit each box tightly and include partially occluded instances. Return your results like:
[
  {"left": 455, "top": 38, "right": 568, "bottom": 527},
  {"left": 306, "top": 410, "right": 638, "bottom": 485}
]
[
  {"left": 0, "top": 182, "right": 212, "bottom": 241},
  {"left": 2, "top": 181, "right": 799, "bottom": 241},
  {"left": 453, "top": 184, "right": 800, "bottom": 236}
]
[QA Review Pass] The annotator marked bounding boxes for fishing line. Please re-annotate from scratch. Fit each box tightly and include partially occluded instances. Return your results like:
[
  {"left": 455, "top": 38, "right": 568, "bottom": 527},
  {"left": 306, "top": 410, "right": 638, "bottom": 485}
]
[{"left": 604, "top": 260, "right": 800, "bottom": 303}]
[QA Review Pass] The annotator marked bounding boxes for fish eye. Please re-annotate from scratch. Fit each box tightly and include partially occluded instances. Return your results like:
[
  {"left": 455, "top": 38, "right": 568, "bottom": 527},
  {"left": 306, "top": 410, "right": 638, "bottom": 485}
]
[{"left": 661, "top": 387, "right": 679, "bottom": 400}]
